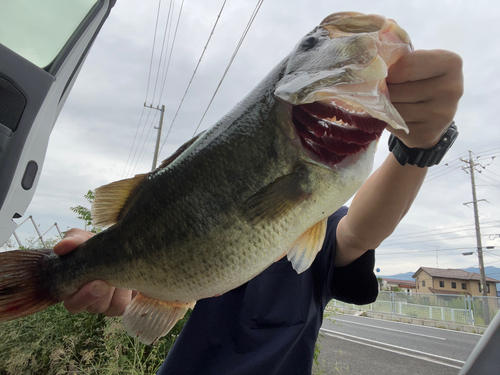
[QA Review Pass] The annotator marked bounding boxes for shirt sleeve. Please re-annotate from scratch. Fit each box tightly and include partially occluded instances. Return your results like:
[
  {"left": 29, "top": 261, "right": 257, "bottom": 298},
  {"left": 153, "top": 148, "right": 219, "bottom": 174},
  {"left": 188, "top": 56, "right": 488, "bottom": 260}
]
[
  {"left": 320, "top": 206, "right": 379, "bottom": 305},
  {"left": 330, "top": 250, "right": 378, "bottom": 305}
]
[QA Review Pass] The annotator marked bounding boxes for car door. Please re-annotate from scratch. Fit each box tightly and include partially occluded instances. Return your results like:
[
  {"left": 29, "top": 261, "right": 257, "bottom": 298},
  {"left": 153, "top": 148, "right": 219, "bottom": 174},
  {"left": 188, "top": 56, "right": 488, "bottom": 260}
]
[{"left": 0, "top": 0, "right": 116, "bottom": 245}]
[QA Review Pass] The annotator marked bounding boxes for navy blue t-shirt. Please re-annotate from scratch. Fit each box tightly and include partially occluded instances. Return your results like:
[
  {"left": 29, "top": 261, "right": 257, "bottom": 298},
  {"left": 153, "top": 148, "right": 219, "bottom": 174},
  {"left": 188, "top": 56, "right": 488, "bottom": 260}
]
[{"left": 157, "top": 206, "right": 378, "bottom": 374}]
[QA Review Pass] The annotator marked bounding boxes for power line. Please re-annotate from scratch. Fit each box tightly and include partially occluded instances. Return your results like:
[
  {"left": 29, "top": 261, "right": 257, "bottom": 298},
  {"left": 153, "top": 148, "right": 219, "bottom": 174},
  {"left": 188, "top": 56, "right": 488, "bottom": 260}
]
[
  {"left": 475, "top": 176, "right": 500, "bottom": 190},
  {"left": 125, "top": 108, "right": 156, "bottom": 177},
  {"left": 157, "top": 0, "right": 185, "bottom": 106},
  {"left": 122, "top": 106, "right": 146, "bottom": 178},
  {"left": 149, "top": 0, "right": 175, "bottom": 107},
  {"left": 131, "top": 110, "right": 160, "bottom": 175},
  {"left": 476, "top": 171, "right": 500, "bottom": 185},
  {"left": 377, "top": 246, "right": 498, "bottom": 256},
  {"left": 424, "top": 164, "right": 463, "bottom": 183},
  {"left": 127, "top": 1, "right": 177, "bottom": 176},
  {"left": 193, "top": 0, "right": 265, "bottom": 136},
  {"left": 386, "top": 220, "right": 500, "bottom": 240},
  {"left": 159, "top": 0, "right": 229, "bottom": 156},
  {"left": 145, "top": 0, "right": 164, "bottom": 104},
  {"left": 425, "top": 158, "right": 462, "bottom": 178},
  {"left": 383, "top": 224, "right": 500, "bottom": 243},
  {"left": 122, "top": 0, "right": 164, "bottom": 178},
  {"left": 382, "top": 233, "right": 499, "bottom": 247}
]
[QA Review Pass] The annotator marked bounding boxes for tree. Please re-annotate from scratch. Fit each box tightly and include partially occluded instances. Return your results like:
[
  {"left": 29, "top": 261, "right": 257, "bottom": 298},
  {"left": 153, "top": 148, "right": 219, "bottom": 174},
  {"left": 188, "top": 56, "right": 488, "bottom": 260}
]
[{"left": 70, "top": 190, "right": 101, "bottom": 233}]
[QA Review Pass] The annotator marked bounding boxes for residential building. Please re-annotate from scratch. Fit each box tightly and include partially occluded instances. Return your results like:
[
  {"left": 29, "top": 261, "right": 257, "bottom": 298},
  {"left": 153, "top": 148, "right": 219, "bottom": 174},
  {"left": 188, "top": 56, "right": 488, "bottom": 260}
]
[
  {"left": 382, "top": 278, "right": 416, "bottom": 293},
  {"left": 412, "top": 267, "right": 499, "bottom": 297}
]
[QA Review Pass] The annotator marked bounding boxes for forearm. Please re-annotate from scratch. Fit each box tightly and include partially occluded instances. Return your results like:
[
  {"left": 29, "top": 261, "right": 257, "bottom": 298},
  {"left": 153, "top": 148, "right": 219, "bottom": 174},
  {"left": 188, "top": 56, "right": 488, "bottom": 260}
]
[
  {"left": 333, "top": 49, "right": 462, "bottom": 267},
  {"left": 335, "top": 152, "right": 427, "bottom": 266}
]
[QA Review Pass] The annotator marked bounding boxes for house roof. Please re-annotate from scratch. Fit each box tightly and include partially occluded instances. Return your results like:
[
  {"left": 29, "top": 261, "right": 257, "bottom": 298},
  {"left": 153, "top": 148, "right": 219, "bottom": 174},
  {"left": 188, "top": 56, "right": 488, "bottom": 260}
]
[
  {"left": 428, "top": 287, "right": 471, "bottom": 296},
  {"left": 383, "top": 278, "right": 416, "bottom": 287},
  {"left": 413, "top": 267, "right": 500, "bottom": 283}
]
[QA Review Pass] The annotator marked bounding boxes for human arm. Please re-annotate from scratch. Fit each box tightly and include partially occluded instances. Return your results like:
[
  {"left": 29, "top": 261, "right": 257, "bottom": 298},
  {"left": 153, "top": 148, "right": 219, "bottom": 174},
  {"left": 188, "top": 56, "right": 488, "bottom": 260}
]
[
  {"left": 334, "top": 49, "right": 464, "bottom": 267},
  {"left": 53, "top": 228, "right": 134, "bottom": 316}
]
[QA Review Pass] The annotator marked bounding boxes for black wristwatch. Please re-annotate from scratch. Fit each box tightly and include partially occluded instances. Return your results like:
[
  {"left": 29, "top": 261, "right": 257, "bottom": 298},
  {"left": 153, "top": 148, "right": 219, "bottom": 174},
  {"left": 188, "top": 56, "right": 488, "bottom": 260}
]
[{"left": 388, "top": 122, "right": 458, "bottom": 167}]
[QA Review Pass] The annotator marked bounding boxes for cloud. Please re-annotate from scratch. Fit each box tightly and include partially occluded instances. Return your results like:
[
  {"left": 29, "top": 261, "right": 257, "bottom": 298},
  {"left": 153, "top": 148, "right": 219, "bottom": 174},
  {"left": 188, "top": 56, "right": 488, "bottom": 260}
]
[{"left": 6, "top": 1, "right": 500, "bottom": 274}]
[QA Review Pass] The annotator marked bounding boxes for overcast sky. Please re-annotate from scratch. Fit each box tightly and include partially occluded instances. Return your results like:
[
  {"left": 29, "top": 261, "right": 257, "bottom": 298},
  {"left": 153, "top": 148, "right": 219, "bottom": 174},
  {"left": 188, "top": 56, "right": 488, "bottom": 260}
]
[{"left": 5, "top": 0, "right": 500, "bottom": 277}]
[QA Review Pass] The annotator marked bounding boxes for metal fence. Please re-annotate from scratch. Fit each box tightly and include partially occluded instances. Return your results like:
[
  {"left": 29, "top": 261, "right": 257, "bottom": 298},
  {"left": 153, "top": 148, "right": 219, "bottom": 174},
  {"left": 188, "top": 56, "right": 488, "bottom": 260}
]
[{"left": 328, "top": 291, "right": 500, "bottom": 326}]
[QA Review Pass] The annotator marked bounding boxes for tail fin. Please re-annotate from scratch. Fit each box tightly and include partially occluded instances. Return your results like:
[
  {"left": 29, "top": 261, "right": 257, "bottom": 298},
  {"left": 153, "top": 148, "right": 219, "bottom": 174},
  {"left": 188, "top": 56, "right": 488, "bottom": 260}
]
[{"left": 0, "top": 249, "right": 57, "bottom": 321}]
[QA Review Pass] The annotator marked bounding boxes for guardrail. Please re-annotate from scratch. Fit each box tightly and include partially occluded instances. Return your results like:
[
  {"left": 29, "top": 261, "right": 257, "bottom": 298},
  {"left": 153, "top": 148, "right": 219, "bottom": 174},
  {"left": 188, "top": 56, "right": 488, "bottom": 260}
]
[{"left": 328, "top": 291, "right": 500, "bottom": 326}]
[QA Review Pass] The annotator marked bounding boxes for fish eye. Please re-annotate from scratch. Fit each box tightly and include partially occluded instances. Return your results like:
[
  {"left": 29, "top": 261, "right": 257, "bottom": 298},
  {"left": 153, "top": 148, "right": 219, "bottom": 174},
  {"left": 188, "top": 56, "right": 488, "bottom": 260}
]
[{"left": 300, "top": 36, "right": 319, "bottom": 50}]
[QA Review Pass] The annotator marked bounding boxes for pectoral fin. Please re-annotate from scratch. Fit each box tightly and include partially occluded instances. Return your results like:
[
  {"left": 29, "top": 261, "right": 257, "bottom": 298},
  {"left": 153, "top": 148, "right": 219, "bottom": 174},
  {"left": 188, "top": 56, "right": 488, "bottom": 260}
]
[
  {"left": 243, "top": 165, "right": 310, "bottom": 223},
  {"left": 287, "top": 218, "right": 327, "bottom": 273},
  {"left": 122, "top": 293, "right": 195, "bottom": 345}
]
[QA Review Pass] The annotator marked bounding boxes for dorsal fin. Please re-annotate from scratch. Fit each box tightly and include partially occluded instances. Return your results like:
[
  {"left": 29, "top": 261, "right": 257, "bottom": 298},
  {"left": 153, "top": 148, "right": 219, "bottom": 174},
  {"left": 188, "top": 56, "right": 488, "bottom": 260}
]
[
  {"left": 157, "top": 131, "right": 205, "bottom": 170},
  {"left": 243, "top": 165, "right": 310, "bottom": 223},
  {"left": 287, "top": 218, "right": 327, "bottom": 273},
  {"left": 91, "top": 173, "right": 147, "bottom": 228}
]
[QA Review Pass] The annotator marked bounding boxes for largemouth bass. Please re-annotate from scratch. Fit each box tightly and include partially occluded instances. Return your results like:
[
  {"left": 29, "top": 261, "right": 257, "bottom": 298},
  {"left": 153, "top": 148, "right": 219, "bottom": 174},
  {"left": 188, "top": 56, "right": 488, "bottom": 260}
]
[{"left": 0, "top": 12, "right": 412, "bottom": 344}]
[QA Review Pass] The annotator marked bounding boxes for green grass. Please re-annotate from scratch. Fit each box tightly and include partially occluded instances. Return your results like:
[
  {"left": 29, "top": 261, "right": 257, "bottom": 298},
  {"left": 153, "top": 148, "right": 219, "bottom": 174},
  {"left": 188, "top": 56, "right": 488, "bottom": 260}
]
[{"left": 0, "top": 304, "right": 189, "bottom": 375}]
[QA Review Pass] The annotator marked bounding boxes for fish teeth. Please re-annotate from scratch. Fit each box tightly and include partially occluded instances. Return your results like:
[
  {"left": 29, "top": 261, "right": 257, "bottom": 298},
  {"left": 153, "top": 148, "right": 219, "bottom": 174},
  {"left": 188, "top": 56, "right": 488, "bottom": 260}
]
[{"left": 321, "top": 117, "right": 357, "bottom": 130}]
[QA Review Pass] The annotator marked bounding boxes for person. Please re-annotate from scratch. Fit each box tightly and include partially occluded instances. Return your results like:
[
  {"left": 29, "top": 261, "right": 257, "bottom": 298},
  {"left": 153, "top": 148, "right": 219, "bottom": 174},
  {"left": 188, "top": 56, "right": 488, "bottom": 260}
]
[{"left": 54, "top": 49, "right": 463, "bottom": 374}]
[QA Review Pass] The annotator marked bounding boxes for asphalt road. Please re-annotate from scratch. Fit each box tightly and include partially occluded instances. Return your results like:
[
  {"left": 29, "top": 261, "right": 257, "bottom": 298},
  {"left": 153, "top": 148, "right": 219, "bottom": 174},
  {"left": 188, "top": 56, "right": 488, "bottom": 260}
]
[{"left": 316, "top": 314, "right": 481, "bottom": 375}]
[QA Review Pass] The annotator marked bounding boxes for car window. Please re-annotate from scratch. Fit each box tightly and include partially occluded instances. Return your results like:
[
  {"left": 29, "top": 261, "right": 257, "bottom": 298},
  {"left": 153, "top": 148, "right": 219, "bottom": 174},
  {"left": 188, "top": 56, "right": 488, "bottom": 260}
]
[{"left": 0, "top": 0, "right": 98, "bottom": 68}]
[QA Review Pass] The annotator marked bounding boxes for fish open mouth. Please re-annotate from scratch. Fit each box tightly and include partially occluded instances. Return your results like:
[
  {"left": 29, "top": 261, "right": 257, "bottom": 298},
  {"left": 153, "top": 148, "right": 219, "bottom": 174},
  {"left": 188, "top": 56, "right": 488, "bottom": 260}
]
[{"left": 291, "top": 99, "right": 386, "bottom": 166}]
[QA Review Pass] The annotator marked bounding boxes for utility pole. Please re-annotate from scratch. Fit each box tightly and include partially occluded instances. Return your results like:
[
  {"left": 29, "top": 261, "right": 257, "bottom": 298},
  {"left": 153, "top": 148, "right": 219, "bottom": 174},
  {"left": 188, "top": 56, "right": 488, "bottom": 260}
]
[
  {"left": 144, "top": 103, "right": 165, "bottom": 171},
  {"left": 462, "top": 150, "right": 491, "bottom": 325}
]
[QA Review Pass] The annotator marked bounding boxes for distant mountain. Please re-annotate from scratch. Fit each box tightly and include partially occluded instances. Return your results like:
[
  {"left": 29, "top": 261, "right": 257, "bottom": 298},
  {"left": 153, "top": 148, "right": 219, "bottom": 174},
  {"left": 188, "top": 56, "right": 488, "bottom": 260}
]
[
  {"left": 462, "top": 266, "right": 500, "bottom": 281},
  {"left": 379, "top": 267, "right": 500, "bottom": 282},
  {"left": 378, "top": 271, "right": 414, "bottom": 281}
]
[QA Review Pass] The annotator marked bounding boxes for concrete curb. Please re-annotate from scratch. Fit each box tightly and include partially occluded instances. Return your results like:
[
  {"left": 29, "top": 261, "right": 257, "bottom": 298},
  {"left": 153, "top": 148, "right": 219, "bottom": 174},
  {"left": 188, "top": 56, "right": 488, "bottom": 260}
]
[{"left": 327, "top": 307, "right": 487, "bottom": 334}]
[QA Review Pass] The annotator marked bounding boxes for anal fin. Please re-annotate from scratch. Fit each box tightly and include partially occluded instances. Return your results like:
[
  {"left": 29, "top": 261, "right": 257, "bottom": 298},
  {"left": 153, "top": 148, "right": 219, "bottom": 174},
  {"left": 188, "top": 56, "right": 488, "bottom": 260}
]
[
  {"left": 122, "top": 293, "right": 195, "bottom": 345},
  {"left": 287, "top": 218, "right": 327, "bottom": 274}
]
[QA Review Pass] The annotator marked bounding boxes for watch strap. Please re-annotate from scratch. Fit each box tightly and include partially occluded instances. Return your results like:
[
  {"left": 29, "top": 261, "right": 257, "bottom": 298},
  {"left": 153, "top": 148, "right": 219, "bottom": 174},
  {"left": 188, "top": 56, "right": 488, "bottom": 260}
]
[{"left": 388, "top": 122, "right": 458, "bottom": 167}]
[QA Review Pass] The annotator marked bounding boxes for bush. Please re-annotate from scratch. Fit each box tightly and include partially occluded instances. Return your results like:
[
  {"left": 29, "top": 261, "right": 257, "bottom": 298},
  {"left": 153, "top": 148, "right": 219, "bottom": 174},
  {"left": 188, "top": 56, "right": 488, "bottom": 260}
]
[{"left": 0, "top": 304, "right": 189, "bottom": 374}]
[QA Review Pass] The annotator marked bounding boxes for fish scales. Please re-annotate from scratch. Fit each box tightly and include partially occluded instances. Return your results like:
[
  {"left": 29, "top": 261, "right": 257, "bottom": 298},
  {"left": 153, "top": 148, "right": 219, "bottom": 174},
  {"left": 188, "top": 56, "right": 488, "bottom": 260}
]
[{"left": 0, "top": 11, "right": 413, "bottom": 344}]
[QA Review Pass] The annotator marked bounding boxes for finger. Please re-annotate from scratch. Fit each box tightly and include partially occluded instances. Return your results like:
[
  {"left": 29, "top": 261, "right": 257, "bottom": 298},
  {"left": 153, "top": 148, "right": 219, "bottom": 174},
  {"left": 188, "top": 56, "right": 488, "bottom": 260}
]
[
  {"left": 102, "top": 288, "right": 134, "bottom": 317},
  {"left": 388, "top": 79, "right": 436, "bottom": 104},
  {"left": 63, "top": 280, "right": 113, "bottom": 314},
  {"left": 387, "top": 49, "right": 462, "bottom": 84},
  {"left": 54, "top": 229, "right": 94, "bottom": 255},
  {"left": 389, "top": 75, "right": 463, "bottom": 107},
  {"left": 85, "top": 286, "right": 116, "bottom": 314},
  {"left": 391, "top": 101, "right": 455, "bottom": 126}
]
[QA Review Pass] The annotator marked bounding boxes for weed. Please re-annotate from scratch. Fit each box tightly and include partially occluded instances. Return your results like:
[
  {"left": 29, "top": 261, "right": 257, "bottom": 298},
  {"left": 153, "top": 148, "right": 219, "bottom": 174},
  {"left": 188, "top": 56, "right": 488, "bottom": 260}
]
[{"left": 0, "top": 304, "right": 189, "bottom": 374}]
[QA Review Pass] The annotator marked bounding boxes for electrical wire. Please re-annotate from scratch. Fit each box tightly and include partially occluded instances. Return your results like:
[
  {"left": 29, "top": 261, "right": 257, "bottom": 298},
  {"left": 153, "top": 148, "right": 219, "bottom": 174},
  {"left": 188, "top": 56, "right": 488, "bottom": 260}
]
[
  {"left": 132, "top": 110, "right": 160, "bottom": 175},
  {"left": 159, "top": 0, "right": 229, "bottom": 156},
  {"left": 475, "top": 176, "right": 500, "bottom": 190},
  {"left": 127, "top": 1, "right": 177, "bottom": 176},
  {"left": 385, "top": 220, "right": 500, "bottom": 240},
  {"left": 125, "top": 108, "right": 155, "bottom": 177},
  {"left": 192, "top": 0, "right": 265, "bottom": 136},
  {"left": 122, "top": 106, "right": 146, "bottom": 177},
  {"left": 122, "top": 0, "right": 163, "bottom": 177},
  {"left": 424, "top": 164, "right": 463, "bottom": 183},
  {"left": 149, "top": 0, "right": 175, "bottom": 107},
  {"left": 157, "top": 0, "right": 185, "bottom": 106}
]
